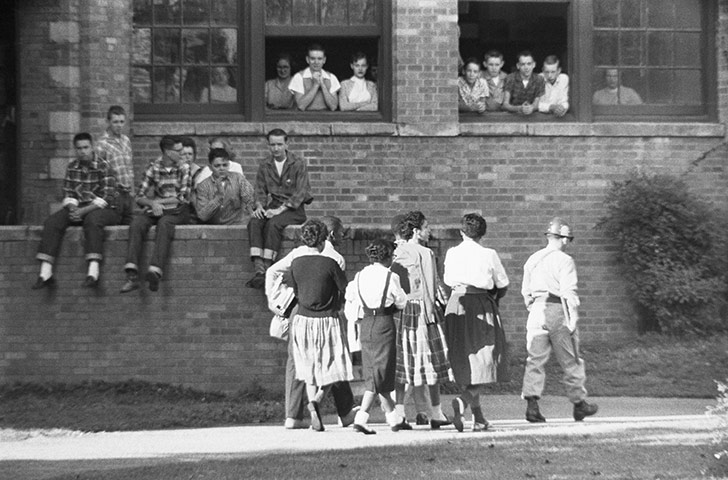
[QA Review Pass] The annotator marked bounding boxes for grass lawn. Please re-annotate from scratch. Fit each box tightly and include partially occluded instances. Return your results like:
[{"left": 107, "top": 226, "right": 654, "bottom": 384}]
[{"left": 1, "top": 332, "right": 726, "bottom": 432}]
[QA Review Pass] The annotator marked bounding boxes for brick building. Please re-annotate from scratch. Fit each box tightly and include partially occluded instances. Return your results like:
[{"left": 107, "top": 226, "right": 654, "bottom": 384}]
[{"left": 0, "top": 0, "right": 726, "bottom": 392}]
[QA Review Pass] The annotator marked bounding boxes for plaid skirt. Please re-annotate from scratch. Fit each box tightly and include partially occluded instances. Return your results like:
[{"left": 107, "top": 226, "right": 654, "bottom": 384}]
[
  {"left": 291, "top": 314, "right": 354, "bottom": 387},
  {"left": 395, "top": 299, "right": 454, "bottom": 386}
]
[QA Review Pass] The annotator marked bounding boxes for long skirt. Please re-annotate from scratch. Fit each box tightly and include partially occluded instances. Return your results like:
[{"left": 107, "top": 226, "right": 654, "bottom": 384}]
[
  {"left": 291, "top": 314, "right": 354, "bottom": 387},
  {"left": 395, "top": 299, "right": 454, "bottom": 386},
  {"left": 443, "top": 291, "right": 508, "bottom": 387},
  {"left": 359, "top": 313, "right": 397, "bottom": 394}
]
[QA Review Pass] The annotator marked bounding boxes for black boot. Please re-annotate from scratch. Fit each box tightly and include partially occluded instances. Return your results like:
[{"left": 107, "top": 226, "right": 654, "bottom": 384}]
[
  {"left": 525, "top": 396, "right": 546, "bottom": 423},
  {"left": 573, "top": 400, "right": 598, "bottom": 421}
]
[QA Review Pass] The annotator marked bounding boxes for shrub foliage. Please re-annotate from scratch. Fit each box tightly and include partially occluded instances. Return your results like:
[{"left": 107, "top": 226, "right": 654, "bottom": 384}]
[{"left": 598, "top": 170, "right": 727, "bottom": 334}]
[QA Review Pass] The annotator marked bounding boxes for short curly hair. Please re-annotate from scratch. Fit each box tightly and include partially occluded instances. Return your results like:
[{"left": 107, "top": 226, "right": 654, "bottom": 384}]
[
  {"left": 365, "top": 238, "right": 394, "bottom": 264},
  {"left": 461, "top": 213, "right": 487, "bottom": 239},
  {"left": 398, "top": 211, "right": 426, "bottom": 240},
  {"left": 300, "top": 219, "right": 328, "bottom": 248}
]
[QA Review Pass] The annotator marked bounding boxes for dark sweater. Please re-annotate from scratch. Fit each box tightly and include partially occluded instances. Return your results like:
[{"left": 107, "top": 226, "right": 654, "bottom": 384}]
[{"left": 286, "top": 255, "right": 347, "bottom": 317}]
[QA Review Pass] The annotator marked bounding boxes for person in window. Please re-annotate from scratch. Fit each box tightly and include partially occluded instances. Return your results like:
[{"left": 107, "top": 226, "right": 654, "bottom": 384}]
[
  {"left": 265, "top": 53, "right": 295, "bottom": 110},
  {"left": 194, "top": 148, "right": 254, "bottom": 226},
  {"left": 458, "top": 58, "right": 489, "bottom": 114},
  {"left": 201, "top": 67, "right": 237, "bottom": 103},
  {"left": 592, "top": 68, "right": 643, "bottom": 105},
  {"left": 339, "top": 52, "right": 378, "bottom": 112},
  {"left": 538, "top": 55, "right": 569, "bottom": 118},
  {"left": 502, "top": 50, "right": 545, "bottom": 116},
  {"left": 481, "top": 50, "right": 507, "bottom": 112},
  {"left": 288, "top": 43, "right": 340, "bottom": 111}
]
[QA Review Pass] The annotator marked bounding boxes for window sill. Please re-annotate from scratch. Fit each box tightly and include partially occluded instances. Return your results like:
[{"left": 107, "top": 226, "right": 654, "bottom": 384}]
[{"left": 132, "top": 120, "right": 726, "bottom": 138}]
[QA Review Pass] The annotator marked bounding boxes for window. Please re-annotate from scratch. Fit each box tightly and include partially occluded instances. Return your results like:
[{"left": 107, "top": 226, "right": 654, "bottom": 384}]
[
  {"left": 458, "top": 0, "right": 716, "bottom": 122},
  {"left": 132, "top": 0, "right": 391, "bottom": 121}
]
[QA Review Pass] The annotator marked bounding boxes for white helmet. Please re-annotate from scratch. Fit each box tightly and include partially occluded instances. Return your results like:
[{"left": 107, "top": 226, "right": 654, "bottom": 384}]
[{"left": 544, "top": 217, "right": 574, "bottom": 240}]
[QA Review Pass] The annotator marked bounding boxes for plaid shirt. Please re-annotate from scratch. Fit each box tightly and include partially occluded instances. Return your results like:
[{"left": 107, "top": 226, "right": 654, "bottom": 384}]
[
  {"left": 136, "top": 156, "right": 191, "bottom": 204},
  {"left": 254, "top": 151, "right": 312, "bottom": 210},
  {"left": 504, "top": 71, "right": 546, "bottom": 106},
  {"left": 62, "top": 155, "right": 117, "bottom": 208},
  {"left": 96, "top": 131, "right": 134, "bottom": 194}
]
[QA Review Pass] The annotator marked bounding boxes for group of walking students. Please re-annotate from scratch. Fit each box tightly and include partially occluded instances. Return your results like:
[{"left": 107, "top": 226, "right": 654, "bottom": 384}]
[{"left": 266, "top": 211, "right": 598, "bottom": 434}]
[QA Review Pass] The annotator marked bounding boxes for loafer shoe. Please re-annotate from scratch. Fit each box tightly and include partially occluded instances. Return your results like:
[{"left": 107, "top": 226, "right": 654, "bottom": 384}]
[
  {"left": 145, "top": 271, "right": 160, "bottom": 292},
  {"left": 391, "top": 420, "right": 412, "bottom": 432},
  {"left": 284, "top": 418, "right": 306, "bottom": 430},
  {"left": 120, "top": 278, "right": 140, "bottom": 293},
  {"left": 83, "top": 276, "right": 98, "bottom": 288},
  {"left": 308, "top": 401, "right": 324, "bottom": 432},
  {"left": 245, "top": 272, "right": 265, "bottom": 289},
  {"left": 430, "top": 418, "right": 452, "bottom": 430},
  {"left": 31, "top": 276, "right": 55, "bottom": 290},
  {"left": 338, "top": 406, "right": 360, "bottom": 428},
  {"left": 353, "top": 423, "right": 377, "bottom": 435},
  {"left": 573, "top": 400, "right": 598, "bottom": 421},
  {"left": 472, "top": 420, "right": 490, "bottom": 432},
  {"left": 451, "top": 398, "right": 465, "bottom": 433},
  {"left": 415, "top": 413, "right": 430, "bottom": 425}
]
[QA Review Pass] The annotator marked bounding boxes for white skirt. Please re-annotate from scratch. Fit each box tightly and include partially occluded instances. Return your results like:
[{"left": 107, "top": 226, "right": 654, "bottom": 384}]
[{"left": 291, "top": 314, "right": 354, "bottom": 387}]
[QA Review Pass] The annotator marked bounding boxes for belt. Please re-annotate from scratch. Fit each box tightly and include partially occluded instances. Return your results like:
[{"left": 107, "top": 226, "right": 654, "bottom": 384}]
[
  {"left": 362, "top": 305, "right": 398, "bottom": 316},
  {"left": 452, "top": 286, "right": 489, "bottom": 294},
  {"left": 534, "top": 293, "right": 562, "bottom": 304}
]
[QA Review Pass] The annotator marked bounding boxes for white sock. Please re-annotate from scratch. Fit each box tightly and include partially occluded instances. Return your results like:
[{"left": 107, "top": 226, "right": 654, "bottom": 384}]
[
  {"left": 354, "top": 410, "right": 369, "bottom": 426},
  {"left": 431, "top": 404, "right": 447, "bottom": 421},
  {"left": 40, "top": 261, "right": 53, "bottom": 280},
  {"left": 87, "top": 261, "right": 100, "bottom": 280},
  {"left": 394, "top": 404, "right": 406, "bottom": 418},
  {"left": 385, "top": 410, "right": 404, "bottom": 426}
]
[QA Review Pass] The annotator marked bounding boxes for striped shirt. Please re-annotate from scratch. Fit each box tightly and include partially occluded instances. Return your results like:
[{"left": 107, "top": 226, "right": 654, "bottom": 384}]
[
  {"left": 62, "top": 155, "right": 117, "bottom": 209},
  {"left": 96, "top": 131, "right": 134, "bottom": 194},
  {"left": 194, "top": 171, "right": 255, "bottom": 225},
  {"left": 136, "top": 156, "right": 191, "bottom": 205}
]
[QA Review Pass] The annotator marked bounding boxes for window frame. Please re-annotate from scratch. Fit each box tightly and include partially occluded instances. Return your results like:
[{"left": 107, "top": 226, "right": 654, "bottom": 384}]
[{"left": 457, "top": 0, "right": 717, "bottom": 123}]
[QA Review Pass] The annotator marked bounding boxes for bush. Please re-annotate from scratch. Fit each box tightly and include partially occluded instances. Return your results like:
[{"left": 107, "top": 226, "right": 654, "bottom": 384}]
[{"left": 598, "top": 170, "right": 727, "bottom": 334}]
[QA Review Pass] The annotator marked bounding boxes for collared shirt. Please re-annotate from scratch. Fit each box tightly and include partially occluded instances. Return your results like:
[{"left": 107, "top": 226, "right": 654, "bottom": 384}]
[
  {"left": 254, "top": 151, "right": 312, "bottom": 210},
  {"left": 345, "top": 263, "right": 407, "bottom": 311},
  {"left": 481, "top": 71, "right": 507, "bottom": 110},
  {"left": 339, "top": 77, "right": 378, "bottom": 111},
  {"left": 62, "top": 154, "right": 117, "bottom": 209},
  {"left": 538, "top": 73, "right": 570, "bottom": 113},
  {"left": 265, "top": 78, "right": 295, "bottom": 109},
  {"left": 458, "top": 77, "right": 490, "bottom": 111},
  {"left": 288, "top": 68, "right": 341, "bottom": 95},
  {"left": 265, "top": 240, "right": 345, "bottom": 297},
  {"left": 193, "top": 161, "right": 244, "bottom": 188},
  {"left": 194, "top": 171, "right": 254, "bottom": 225},
  {"left": 504, "top": 71, "right": 546, "bottom": 106},
  {"left": 592, "top": 86, "right": 643, "bottom": 105},
  {"left": 136, "top": 156, "right": 191, "bottom": 205},
  {"left": 96, "top": 131, "right": 134, "bottom": 194},
  {"left": 521, "top": 245, "right": 579, "bottom": 307},
  {"left": 443, "top": 237, "right": 509, "bottom": 291}
]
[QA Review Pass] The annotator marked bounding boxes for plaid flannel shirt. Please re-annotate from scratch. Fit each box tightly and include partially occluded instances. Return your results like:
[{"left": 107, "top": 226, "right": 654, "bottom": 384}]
[
  {"left": 254, "top": 151, "right": 312, "bottom": 210},
  {"left": 136, "top": 156, "right": 191, "bottom": 205},
  {"left": 504, "top": 71, "right": 546, "bottom": 106},
  {"left": 62, "top": 155, "right": 117, "bottom": 209},
  {"left": 96, "top": 131, "right": 134, "bottom": 194}
]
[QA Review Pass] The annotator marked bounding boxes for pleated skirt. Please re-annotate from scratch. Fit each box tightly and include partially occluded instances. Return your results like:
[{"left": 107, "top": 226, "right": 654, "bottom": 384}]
[{"left": 291, "top": 314, "right": 354, "bottom": 387}]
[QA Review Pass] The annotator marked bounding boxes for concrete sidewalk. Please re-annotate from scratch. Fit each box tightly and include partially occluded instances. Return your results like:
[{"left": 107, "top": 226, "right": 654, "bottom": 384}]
[{"left": 0, "top": 395, "right": 716, "bottom": 461}]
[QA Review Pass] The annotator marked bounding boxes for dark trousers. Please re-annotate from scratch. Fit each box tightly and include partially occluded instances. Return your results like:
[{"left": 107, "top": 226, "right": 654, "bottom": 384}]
[
  {"left": 118, "top": 191, "right": 135, "bottom": 225},
  {"left": 36, "top": 207, "right": 121, "bottom": 263},
  {"left": 125, "top": 204, "right": 191, "bottom": 275},
  {"left": 285, "top": 332, "right": 355, "bottom": 420},
  {"left": 248, "top": 207, "right": 306, "bottom": 261}
]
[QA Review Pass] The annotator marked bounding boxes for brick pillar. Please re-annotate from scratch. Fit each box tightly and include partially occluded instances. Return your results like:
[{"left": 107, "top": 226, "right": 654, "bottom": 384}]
[{"left": 393, "top": 0, "right": 460, "bottom": 136}]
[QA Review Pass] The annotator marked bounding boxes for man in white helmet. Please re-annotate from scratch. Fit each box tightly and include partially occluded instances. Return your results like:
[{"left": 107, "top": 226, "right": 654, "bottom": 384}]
[{"left": 520, "top": 217, "right": 598, "bottom": 423}]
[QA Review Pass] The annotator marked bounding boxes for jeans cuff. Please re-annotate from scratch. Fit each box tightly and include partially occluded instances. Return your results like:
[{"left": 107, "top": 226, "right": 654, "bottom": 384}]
[{"left": 35, "top": 253, "right": 54, "bottom": 264}]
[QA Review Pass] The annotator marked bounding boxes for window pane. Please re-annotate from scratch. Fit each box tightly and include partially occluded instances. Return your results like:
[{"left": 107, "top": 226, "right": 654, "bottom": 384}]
[
  {"left": 620, "top": 0, "right": 643, "bottom": 28},
  {"left": 674, "top": 70, "right": 702, "bottom": 104},
  {"left": 154, "top": 67, "right": 183, "bottom": 102},
  {"left": 153, "top": 0, "right": 181, "bottom": 24},
  {"left": 349, "top": 0, "right": 376, "bottom": 25},
  {"left": 153, "top": 28, "right": 181, "bottom": 64},
  {"left": 266, "top": 0, "right": 292, "bottom": 25},
  {"left": 648, "top": 0, "right": 674, "bottom": 28},
  {"left": 211, "top": 29, "right": 237, "bottom": 64},
  {"left": 322, "top": 0, "right": 348, "bottom": 25},
  {"left": 620, "top": 31, "right": 643, "bottom": 65},
  {"left": 647, "top": 32, "right": 672, "bottom": 66},
  {"left": 204, "top": 66, "right": 238, "bottom": 103},
  {"left": 674, "top": 32, "right": 701, "bottom": 67},
  {"left": 133, "top": 0, "right": 153, "bottom": 24},
  {"left": 212, "top": 0, "right": 238, "bottom": 25},
  {"left": 621, "top": 69, "right": 645, "bottom": 100},
  {"left": 133, "top": 28, "right": 152, "bottom": 64},
  {"left": 132, "top": 66, "right": 152, "bottom": 102},
  {"left": 182, "top": 0, "right": 209, "bottom": 25},
  {"left": 594, "top": 32, "right": 618, "bottom": 65},
  {"left": 292, "top": 0, "right": 318, "bottom": 25},
  {"left": 674, "top": 0, "right": 701, "bottom": 29},
  {"left": 182, "top": 29, "right": 209, "bottom": 64},
  {"left": 647, "top": 69, "right": 672, "bottom": 103},
  {"left": 182, "top": 66, "right": 208, "bottom": 103}
]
